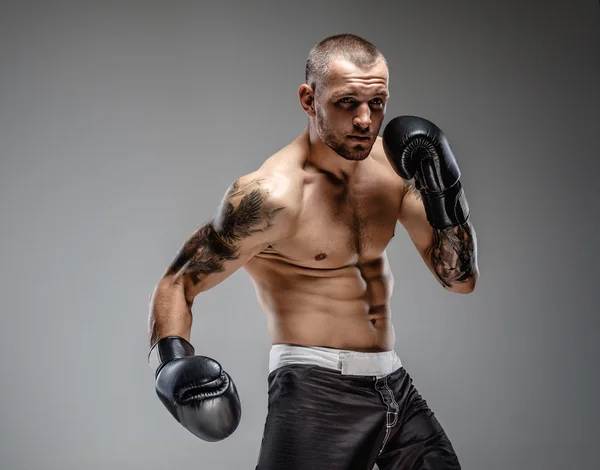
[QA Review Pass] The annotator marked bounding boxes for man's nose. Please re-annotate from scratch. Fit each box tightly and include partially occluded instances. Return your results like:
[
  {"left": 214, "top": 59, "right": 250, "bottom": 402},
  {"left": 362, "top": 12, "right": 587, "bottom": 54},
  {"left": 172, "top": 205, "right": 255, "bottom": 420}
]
[{"left": 353, "top": 104, "right": 372, "bottom": 131}]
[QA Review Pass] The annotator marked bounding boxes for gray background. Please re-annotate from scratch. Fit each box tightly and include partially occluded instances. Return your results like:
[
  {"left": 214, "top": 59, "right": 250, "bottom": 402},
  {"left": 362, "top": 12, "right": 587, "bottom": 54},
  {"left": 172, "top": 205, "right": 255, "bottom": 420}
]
[{"left": 1, "top": 1, "right": 599, "bottom": 469}]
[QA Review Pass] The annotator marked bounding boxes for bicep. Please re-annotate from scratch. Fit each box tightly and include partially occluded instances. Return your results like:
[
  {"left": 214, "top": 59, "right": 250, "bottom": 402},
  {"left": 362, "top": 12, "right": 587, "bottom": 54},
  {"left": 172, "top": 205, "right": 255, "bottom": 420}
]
[
  {"left": 164, "top": 220, "right": 264, "bottom": 299},
  {"left": 164, "top": 175, "right": 289, "bottom": 300}
]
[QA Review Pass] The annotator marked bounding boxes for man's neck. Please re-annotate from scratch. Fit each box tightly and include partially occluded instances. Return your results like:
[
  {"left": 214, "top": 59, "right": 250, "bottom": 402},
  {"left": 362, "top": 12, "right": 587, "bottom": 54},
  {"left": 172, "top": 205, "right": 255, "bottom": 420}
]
[{"left": 303, "top": 127, "right": 360, "bottom": 183}]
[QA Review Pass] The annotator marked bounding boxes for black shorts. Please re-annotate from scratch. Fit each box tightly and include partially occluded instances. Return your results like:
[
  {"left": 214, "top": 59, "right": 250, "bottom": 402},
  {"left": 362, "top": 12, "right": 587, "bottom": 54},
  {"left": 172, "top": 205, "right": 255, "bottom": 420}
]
[{"left": 255, "top": 347, "right": 461, "bottom": 470}]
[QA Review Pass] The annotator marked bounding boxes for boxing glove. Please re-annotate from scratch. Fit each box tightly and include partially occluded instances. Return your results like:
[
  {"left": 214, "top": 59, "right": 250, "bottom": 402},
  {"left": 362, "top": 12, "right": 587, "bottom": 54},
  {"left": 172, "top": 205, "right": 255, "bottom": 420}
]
[
  {"left": 149, "top": 336, "right": 242, "bottom": 442},
  {"left": 382, "top": 115, "right": 469, "bottom": 229}
]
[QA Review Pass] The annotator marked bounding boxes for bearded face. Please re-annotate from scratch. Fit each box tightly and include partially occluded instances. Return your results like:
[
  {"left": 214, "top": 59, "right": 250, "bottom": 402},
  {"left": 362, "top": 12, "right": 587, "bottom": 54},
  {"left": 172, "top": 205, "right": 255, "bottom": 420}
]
[{"left": 311, "top": 58, "right": 389, "bottom": 161}]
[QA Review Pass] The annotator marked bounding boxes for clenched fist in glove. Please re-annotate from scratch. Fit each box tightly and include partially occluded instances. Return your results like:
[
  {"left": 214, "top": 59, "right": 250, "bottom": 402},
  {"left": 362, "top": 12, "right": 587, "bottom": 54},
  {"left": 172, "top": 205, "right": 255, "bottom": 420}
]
[
  {"left": 382, "top": 115, "right": 470, "bottom": 230},
  {"left": 149, "top": 336, "right": 242, "bottom": 442}
]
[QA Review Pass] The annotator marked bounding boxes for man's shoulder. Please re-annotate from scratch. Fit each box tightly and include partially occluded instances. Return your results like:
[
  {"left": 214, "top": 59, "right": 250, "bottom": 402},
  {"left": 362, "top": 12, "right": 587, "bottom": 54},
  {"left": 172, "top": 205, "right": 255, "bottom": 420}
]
[
  {"left": 234, "top": 150, "right": 305, "bottom": 221},
  {"left": 259, "top": 139, "right": 307, "bottom": 197},
  {"left": 236, "top": 169, "right": 300, "bottom": 208}
]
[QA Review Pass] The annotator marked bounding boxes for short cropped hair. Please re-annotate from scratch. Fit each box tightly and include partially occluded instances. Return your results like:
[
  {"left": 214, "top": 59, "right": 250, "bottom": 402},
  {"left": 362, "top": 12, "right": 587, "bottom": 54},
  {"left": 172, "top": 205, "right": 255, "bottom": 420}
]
[{"left": 305, "top": 34, "right": 386, "bottom": 95}]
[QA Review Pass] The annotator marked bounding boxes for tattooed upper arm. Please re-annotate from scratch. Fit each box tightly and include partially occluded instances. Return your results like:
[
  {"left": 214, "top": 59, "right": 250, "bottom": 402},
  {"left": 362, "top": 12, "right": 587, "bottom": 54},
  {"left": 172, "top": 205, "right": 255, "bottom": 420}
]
[
  {"left": 164, "top": 175, "right": 290, "bottom": 299},
  {"left": 398, "top": 180, "right": 478, "bottom": 293}
]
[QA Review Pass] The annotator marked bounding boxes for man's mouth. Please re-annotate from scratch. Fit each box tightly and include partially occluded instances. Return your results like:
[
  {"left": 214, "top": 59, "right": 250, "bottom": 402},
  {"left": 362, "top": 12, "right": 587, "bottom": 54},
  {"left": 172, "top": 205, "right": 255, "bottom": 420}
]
[{"left": 348, "top": 135, "right": 371, "bottom": 142}]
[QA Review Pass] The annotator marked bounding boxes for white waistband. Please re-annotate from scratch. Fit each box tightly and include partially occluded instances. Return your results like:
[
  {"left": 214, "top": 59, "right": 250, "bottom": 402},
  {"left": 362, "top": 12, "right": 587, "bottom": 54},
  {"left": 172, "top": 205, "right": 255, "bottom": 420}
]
[{"left": 269, "top": 344, "right": 402, "bottom": 378}]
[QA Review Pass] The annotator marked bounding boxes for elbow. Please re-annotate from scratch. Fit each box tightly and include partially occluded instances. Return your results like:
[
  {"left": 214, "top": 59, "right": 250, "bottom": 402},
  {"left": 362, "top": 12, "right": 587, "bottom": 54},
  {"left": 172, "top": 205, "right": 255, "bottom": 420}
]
[
  {"left": 447, "top": 270, "right": 479, "bottom": 295},
  {"left": 152, "top": 275, "right": 194, "bottom": 306},
  {"left": 451, "top": 280, "right": 476, "bottom": 294},
  {"left": 150, "top": 277, "right": 171, "bottom": 303}
]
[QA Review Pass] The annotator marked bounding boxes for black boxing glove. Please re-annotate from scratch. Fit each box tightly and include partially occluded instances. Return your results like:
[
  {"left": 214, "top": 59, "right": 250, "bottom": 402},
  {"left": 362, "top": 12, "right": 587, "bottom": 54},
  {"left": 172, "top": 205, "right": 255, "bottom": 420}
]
[
  {"left": 148, "top": 336, "right": 242, "bottom": 442},
  {"left": 382, "top": 115, "right": 469, "bottom": 229}
]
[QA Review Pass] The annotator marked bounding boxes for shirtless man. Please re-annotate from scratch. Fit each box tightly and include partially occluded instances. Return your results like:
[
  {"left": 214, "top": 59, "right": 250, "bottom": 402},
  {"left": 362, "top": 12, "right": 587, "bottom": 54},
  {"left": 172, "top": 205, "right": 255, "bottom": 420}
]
[{"left": 147, "top": 34, "right": 479, "bottom": 470}]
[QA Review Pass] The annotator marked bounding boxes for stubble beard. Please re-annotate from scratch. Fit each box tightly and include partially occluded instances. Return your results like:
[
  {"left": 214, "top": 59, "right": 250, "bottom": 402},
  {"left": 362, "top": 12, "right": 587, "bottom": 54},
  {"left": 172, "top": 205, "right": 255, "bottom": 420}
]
[{"left": 316, "top": 113, "right": 372, "bottom": 161}]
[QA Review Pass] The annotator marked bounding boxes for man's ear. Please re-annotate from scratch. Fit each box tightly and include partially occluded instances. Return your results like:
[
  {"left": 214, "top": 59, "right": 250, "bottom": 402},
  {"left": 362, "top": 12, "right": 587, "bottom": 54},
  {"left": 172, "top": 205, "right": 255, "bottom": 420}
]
[{"left": 298, "top": 84, "right": 316, "bottom": 117}]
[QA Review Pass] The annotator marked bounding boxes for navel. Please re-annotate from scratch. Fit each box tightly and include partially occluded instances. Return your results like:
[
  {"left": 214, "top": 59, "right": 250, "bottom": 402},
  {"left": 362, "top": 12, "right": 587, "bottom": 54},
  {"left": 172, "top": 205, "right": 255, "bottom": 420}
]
[{"left": 315, "top": 253, "right": 328, "bottom": 261}]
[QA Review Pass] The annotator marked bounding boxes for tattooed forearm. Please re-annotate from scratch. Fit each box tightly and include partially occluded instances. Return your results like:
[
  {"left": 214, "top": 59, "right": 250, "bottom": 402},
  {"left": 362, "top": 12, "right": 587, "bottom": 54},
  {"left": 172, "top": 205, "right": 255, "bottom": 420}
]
[
  {"left": 167, "top": 178, "right": 284, "bottom": 286},
  {"left": 428, "top": 222, "right": 476, "bottom": 289}
]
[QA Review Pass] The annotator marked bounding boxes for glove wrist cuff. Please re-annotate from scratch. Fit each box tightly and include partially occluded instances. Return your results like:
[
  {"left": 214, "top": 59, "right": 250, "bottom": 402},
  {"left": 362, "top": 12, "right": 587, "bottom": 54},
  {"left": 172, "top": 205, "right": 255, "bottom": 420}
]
[
  {"left": 148, "top": 336, "right": 195, "bottom": 377},
  {"left": 422, "top": 180, "right": 470, "bottom": 229}
]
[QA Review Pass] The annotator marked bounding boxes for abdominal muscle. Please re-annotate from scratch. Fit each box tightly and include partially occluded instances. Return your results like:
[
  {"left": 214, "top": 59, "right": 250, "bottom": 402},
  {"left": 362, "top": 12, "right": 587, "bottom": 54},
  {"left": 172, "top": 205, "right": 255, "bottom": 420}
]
[{"left": 244, "top": 253, "right": 396, "bottom": 352}]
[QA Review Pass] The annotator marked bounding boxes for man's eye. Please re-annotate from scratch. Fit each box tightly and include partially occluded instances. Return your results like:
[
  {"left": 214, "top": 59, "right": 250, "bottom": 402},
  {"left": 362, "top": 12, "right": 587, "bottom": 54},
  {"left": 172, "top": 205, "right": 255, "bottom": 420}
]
[
  {"left": 371, "top": 99, "right": 384, "bottom": 106},
  {"left": 340, "top": 98, "right": 355, "bottom": 104}
]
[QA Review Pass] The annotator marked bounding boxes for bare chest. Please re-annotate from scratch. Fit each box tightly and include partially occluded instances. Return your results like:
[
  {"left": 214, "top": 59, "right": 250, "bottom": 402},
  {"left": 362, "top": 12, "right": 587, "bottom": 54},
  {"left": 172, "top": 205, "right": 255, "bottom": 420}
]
[{"left": 273, "top": 174, "right": 402, "bottom": 268}]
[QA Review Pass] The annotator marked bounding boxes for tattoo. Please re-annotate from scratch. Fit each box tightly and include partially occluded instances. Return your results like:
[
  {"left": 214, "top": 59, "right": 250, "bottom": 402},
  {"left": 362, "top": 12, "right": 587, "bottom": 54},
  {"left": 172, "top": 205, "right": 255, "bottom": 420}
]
[
  {"left": 214, "top": 179, "right": 278, "bottom": 243},
  {"left": 167, "top": 179, "right": 284, "bottom": 285},
  {"left": 429, "top": 222, "right": 476, "bottom": 288},
  {"left": 404, "top": 179, "right": 420, "bottom": 199},
  {"left": 167, "top": 223, "right": 237, "bottom": 284}
]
